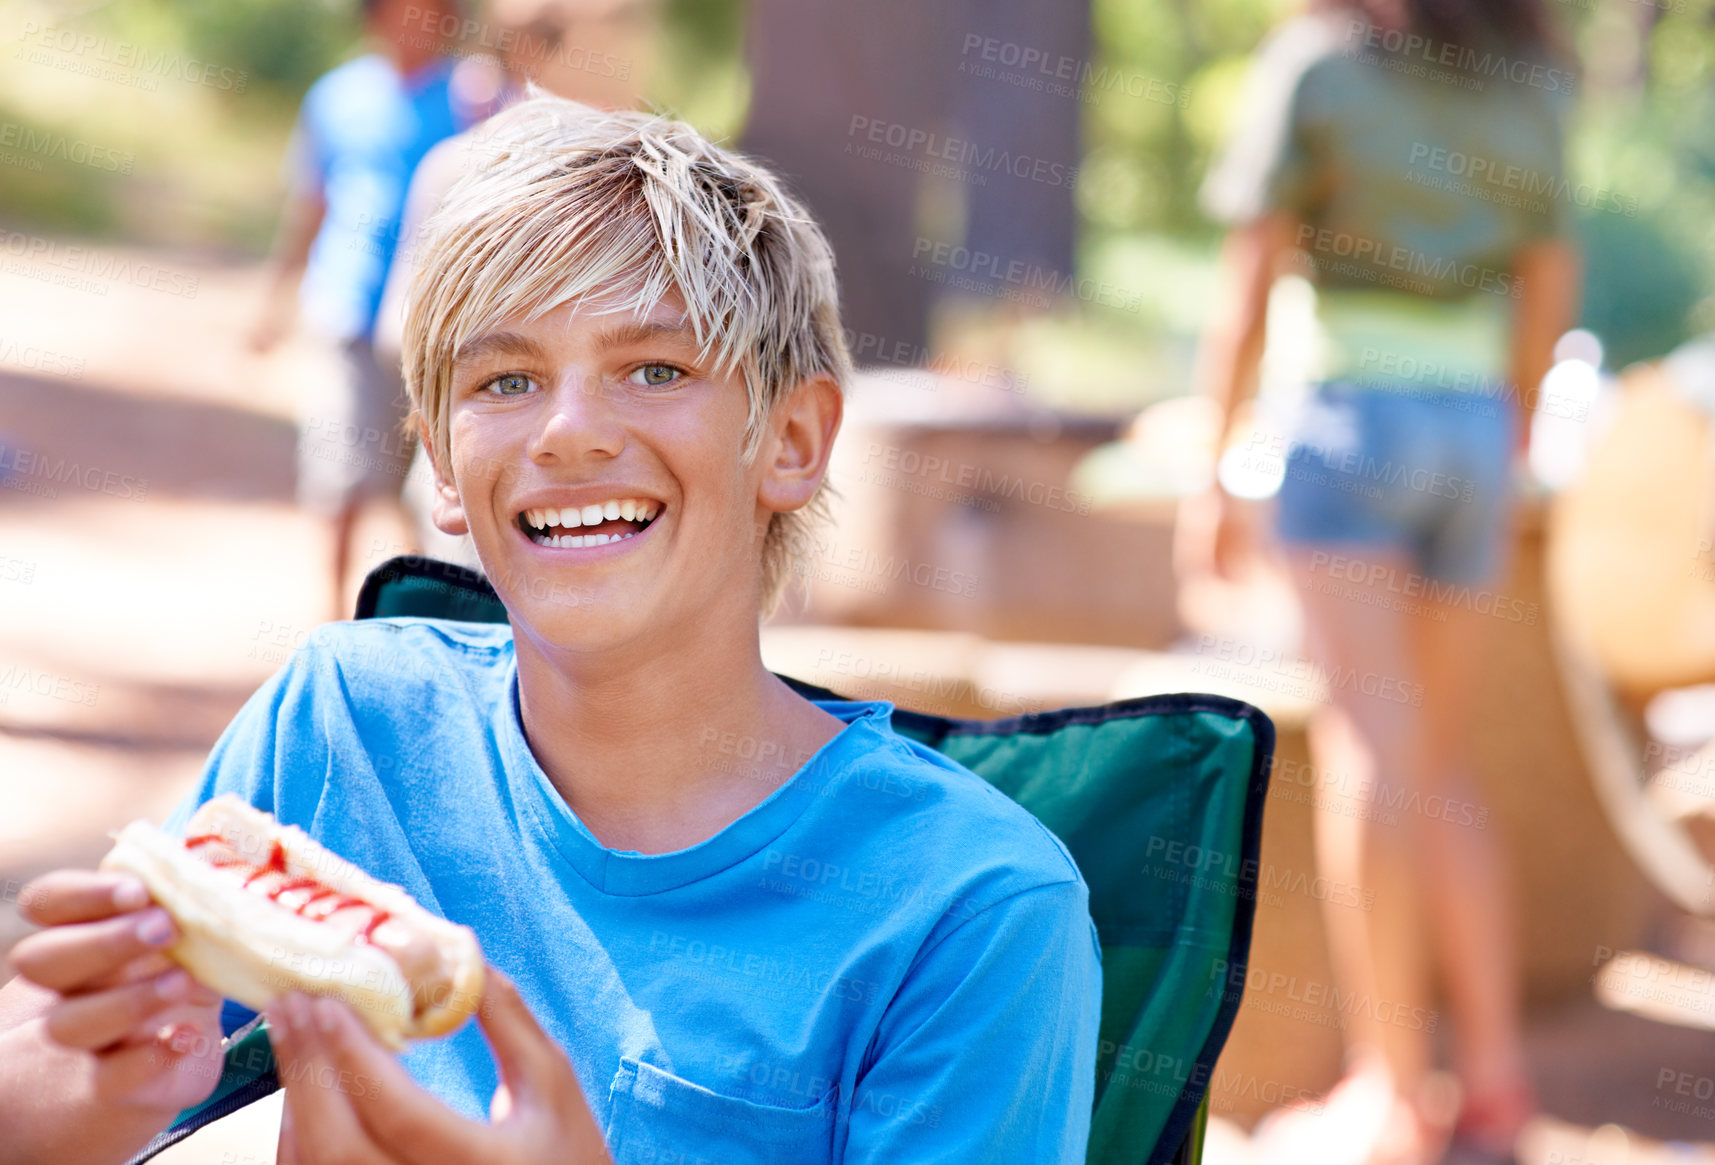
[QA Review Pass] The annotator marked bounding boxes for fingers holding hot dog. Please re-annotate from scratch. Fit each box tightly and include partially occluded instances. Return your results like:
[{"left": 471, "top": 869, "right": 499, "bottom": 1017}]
[
  {"left": 10, "top": 905, "right": 175, "bottom": 995},
  {"left": 18, "top": 868, "right": 151, "bottom": 927},
  {"left": 44, "top": 967, "right": 220, "bottom": 1051},
  {"left": 263, "top": 969, "right": 613, "bottom": 1165},
  {"left": 6, "top": 868, "right": 227, "bottom": 1115}
]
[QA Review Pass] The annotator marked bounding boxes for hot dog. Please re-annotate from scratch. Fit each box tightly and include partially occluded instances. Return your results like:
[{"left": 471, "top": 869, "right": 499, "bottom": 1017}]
[{"left": 98, "top": 794, "right": 484, "bottom": 1049}]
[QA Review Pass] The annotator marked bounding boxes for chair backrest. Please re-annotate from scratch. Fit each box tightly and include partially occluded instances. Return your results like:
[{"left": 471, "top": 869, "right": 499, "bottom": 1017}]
[
  {"left": 1547, "top": 365, "right": 1715, "bottom": 695},
  {"left": 819, "top": 678, "right": 1270, "bottom": 1163},
  {"left": 1545, "top": 368, "right": 1715, "bottom": 917},
  {"left": 134, "top": 558, "right": 1272, "bottom": 1165}
]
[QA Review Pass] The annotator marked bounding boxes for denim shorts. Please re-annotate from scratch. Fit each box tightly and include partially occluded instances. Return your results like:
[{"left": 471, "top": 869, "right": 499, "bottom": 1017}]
[{"left": 1273, "top": 381, "right": 1518, "bottom": 585}]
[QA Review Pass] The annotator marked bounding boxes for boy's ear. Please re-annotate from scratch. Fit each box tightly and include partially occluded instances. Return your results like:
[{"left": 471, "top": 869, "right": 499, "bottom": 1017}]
[
  {"left": 756, "top": 374, "right": 842, "bottom": 515},
  {"left": 418, "top": 419, "right": 469, "bottom": 537}
]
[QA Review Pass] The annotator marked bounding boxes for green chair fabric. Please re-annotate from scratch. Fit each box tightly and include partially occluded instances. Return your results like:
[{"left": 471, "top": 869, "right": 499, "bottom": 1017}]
[
  {"left": 131, "top": 556, "right": 1272, "bottom": 1165},
  {"left": 866, "top": 687, "right": 1268, "bottom": 1163}
]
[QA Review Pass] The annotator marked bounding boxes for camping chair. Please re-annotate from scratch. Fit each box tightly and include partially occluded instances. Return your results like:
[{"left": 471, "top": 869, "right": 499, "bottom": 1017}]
[
  {"left": 130, "top": 556, "right": 1274, "bottom": 1165},
  {"left": 1546, "top": 365, "right": 1715, "bottom": 915}
]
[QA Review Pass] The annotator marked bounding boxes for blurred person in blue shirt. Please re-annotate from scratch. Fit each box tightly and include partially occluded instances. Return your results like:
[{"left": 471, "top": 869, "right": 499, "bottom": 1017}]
[{"left": 249, "top": 0, "right": 487, "bottom": 619}]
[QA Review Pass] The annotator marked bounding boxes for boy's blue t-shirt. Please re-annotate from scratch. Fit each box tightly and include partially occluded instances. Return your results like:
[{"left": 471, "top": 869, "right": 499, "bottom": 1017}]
[{"left": 166, "top": 618, "right": 1102, "bottom": 1164}]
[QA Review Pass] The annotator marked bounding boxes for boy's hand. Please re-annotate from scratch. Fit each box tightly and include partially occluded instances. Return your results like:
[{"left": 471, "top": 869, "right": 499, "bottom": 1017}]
[
  {"left": 8, "top": 869, "right": 227, "bottom": 1113},
  {"left": 267, "top": 968, "right": 611, "bottom": 1165}
]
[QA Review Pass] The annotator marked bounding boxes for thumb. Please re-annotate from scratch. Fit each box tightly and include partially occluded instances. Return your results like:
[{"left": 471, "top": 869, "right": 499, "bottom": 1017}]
[
  {"left": 477, "top": 969, "right": 611, "bottom": 1157},
  {"left": 475, "top": 967, "right": 572, "bottom": 1106}
]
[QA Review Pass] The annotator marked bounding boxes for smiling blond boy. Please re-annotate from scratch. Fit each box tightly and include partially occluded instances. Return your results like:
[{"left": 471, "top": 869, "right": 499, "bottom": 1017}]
[{"left": 1, "top": 95, "right": 1101, "bottom": 1165}]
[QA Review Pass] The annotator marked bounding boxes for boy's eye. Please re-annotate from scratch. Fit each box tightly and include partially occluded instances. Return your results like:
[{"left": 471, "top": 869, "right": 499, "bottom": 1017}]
[
  {"left": 483, "top": 373, "right": 537, "bottom": 396},
  {"left": 628, "top": 364, "right": 681, "bottom": 387}
]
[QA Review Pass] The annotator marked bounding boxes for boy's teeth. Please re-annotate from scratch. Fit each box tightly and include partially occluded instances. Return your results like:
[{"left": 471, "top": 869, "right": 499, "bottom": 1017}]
[{"left": 523, "top": 498, "right": 661, "bottom": 541}]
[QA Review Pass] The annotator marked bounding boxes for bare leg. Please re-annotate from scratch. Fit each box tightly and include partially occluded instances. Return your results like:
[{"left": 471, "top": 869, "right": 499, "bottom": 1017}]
[
  {"left": 1407, "top": 584, "right": 1532, "bottom": 1145},
  {"left": 1287, "top": 547, "right": 1449, "bottom": 1163},
  {"left": 330, "top": 500, "right": 359, "bottom": 623},
  {"left": 1306, "top": 700, "right": 1433, "bottom": 1084},
  {"left": 1285, "top": 544, "right": 1532, "bottom": 1158},
  {"left": 1293, "top": 559, "right": 1432, "bottom": 1075}
]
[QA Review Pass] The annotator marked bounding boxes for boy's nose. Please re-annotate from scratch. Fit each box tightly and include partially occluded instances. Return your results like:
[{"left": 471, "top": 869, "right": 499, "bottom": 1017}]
[{"left": 529, "top": 376, "right": 626, "bottom": 461}]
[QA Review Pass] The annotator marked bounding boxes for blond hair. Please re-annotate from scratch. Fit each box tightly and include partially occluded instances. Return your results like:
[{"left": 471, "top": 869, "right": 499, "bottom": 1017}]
[{"left": 401, "top": 92, "right": 851, "bottom": 615}]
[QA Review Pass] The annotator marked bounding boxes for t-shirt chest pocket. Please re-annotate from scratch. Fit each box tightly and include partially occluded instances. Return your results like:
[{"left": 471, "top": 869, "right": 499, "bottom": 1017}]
[{"left": 605, "top": 1057, "right": 838, "bottom": 1165}]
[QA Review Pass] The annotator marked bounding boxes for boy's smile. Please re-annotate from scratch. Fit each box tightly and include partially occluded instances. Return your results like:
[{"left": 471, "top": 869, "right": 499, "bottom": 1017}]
[{"left": 516, "top": 496, "right": 662, "bottom": 551}]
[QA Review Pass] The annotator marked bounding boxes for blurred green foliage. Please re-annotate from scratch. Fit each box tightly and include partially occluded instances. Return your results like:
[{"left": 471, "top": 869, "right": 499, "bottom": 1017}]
[
  {"left": 652, "top": 0, "right": 748, "bottom": 138},
  {"left": 0, "top": 0, "right": 357, "bottom": 247},
  {"left": 146, "top": 0, "right": 360, "bottom": 97},
  {"left": 1564, "top": 0, "right": 1715, "bottom": 367},
  {"left": 1082, "top": 0, "right": 1285, "bottom": 236}
]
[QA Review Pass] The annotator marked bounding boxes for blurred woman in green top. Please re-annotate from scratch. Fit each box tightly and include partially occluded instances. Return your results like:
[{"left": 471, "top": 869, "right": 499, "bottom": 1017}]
[{"left": 1188, "top": 0, "right": 1579, "bottom": 1160}]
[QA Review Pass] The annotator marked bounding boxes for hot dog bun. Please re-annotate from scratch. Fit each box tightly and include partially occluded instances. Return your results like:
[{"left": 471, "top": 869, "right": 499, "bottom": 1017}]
[{"left": 99, "top": 795, "right": 483, "bottom": 1049}]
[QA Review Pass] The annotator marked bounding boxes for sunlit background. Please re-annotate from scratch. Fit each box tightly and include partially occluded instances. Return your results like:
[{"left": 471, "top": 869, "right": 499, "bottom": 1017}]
[{"left": 6, "top": 0, "right": 1715, "bottom": 1161}]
